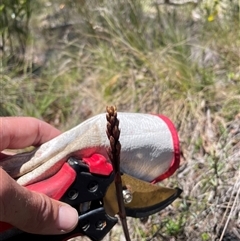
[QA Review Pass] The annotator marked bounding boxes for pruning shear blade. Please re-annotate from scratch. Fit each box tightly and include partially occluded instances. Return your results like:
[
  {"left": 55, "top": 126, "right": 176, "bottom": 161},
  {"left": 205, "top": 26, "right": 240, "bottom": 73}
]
[{"left": 104, "top": 173, "right": 182, "bottom": 218}]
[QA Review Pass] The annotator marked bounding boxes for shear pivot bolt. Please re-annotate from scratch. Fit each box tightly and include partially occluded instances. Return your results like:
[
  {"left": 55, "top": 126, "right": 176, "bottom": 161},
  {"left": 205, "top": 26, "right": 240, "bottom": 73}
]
[
  {"left": 82, "top": 222, "right": 90, "bottom": 231},
  {"left": 95, "top": 220, "right": 106, "bottom": 230},
  {"left": 122, "top": 189, "right": 133, "bottom": 204},
  {"left": 68, "top": 189, "right": 79, "bottom": 200},
  {"left": 88, "top": 181, "right": 98, "bottom": 192}
]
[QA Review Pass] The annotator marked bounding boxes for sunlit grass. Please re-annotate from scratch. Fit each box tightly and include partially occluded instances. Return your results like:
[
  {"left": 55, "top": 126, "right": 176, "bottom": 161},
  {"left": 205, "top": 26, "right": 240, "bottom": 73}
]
[{"left": 1, "top": 0, "right": 240, "bottom": 240}]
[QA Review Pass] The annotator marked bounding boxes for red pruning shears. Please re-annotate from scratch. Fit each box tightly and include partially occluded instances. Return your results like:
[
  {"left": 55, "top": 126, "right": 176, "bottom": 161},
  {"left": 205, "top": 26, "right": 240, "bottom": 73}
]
[{"left": 0, "top": 154, "right": 182, "bottom": 241}]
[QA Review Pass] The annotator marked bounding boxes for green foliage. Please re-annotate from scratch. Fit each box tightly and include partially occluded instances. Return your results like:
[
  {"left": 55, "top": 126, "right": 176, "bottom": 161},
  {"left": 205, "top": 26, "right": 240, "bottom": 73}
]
[
  {"left": 164, "top": 216, "right": 185, "bottom": 236},
  {"left": 201, "top": 232, "right": 210, "bottom": 241},
  {"left": 1, "top": 2, "right": 240, "bottom": 239},
  {"left": 0, "top": 0, "right": 31, "bottom": 56}
]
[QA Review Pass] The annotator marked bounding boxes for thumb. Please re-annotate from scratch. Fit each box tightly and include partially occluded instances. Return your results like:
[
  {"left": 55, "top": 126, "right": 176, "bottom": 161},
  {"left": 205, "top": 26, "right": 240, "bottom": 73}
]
[{"left": 0, "top": 168, "right": 78, "bottom": 234}]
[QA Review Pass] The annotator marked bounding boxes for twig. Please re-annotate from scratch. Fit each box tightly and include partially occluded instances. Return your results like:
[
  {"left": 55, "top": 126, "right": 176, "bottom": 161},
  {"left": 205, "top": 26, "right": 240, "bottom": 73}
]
[
  {"left": 219, "top": 171, "right": 240, "bottom": 241},
  {"left": 106, "top": 106, "right": 131, "bottom": 241}
]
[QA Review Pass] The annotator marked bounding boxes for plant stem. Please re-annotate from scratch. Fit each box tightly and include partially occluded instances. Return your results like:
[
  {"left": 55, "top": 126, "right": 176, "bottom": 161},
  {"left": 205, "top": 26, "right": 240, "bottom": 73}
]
[{"left": 106, "top": 106, "right": 131, "bottom": 241}]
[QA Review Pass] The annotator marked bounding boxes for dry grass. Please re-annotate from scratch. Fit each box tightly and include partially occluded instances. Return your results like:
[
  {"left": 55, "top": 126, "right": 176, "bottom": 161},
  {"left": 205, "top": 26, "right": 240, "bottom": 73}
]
[{"left": 1, "top": 0, "right": 240, "bottom": 240}]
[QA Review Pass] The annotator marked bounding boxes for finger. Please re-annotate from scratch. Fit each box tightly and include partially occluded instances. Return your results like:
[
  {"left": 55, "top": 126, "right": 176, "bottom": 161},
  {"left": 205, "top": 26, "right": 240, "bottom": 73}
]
[
  {"left": 0, "top": 117, "right": 61, "bottom": 151},
  {"left": 0, "top": 169, "right": 78, "bottom": 234}
]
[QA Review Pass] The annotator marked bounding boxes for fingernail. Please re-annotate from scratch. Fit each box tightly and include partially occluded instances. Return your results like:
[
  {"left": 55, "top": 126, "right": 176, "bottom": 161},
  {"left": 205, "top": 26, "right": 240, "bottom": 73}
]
[{"left": 57, "top": 205, "right": 78, "bottom": 232}]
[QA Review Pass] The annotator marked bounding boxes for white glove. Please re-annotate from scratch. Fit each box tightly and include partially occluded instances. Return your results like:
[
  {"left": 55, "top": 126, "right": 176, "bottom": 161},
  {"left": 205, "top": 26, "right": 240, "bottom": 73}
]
[{"left": 1, "top": 113, "right": 180, "bottom": 186}]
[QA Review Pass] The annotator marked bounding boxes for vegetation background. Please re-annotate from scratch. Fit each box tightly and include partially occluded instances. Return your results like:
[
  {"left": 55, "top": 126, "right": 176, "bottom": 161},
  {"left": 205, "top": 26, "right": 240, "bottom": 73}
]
[{"left": 1, "top": 0, "right": 239, "bottom": 240}]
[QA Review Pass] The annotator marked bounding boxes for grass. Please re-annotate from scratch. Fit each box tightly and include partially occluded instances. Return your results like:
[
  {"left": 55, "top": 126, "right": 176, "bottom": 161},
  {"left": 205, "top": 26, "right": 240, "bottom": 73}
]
[{"left": 1, "top": 0, "right": 240, "bottom": 240}]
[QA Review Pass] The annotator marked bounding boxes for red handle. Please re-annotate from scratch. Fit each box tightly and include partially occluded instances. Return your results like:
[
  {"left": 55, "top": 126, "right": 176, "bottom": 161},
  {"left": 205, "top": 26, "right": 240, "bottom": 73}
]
[{"left": 0, "top": 162, "right": 77, "bottom": 233}]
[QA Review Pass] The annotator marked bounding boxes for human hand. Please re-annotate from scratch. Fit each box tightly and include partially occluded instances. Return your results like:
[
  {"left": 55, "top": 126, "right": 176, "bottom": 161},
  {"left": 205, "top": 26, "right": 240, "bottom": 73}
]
[{"left": 0, "top": 117, "right": 78, "bottom": 234}]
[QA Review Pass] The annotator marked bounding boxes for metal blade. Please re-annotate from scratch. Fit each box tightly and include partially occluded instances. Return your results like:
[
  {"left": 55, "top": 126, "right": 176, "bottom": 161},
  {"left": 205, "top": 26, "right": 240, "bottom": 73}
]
[{"left": 103, "top": 174, "right": 182, "bottom": 218}]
